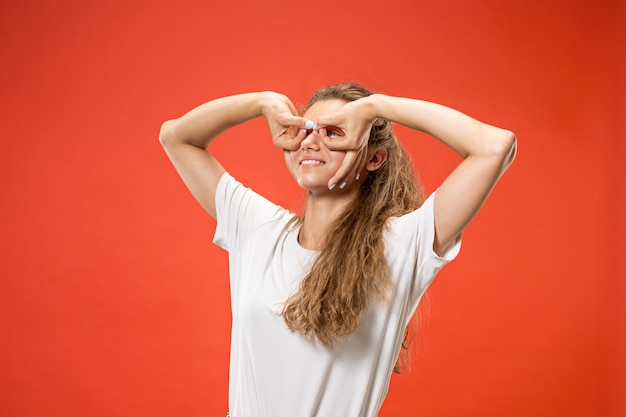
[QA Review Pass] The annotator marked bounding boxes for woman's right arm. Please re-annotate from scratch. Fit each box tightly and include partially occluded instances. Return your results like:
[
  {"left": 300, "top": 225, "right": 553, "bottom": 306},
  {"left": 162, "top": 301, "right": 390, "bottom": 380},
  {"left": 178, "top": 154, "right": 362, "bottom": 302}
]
[{"left": 159, "top": 92, "right": 308, "bottom": 218}]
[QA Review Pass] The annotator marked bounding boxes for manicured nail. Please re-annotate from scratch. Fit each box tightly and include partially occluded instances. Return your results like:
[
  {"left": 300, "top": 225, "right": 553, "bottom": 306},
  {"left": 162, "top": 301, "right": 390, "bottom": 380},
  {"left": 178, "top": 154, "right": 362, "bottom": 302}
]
[
  {"left": 339, "top": 182, "right": 347, "bottom": 189},
  {"left": 329, "top": 183, "right": 336, "bottom": 190},
  {"left": 355, "top": 173, "right": 360, "bottom": 180},
  {"left": 305, "top": 120, "right": 316, "bottom": 129},
  {"left": 301, "top": 129, "right": 307, "bottom": 134}
]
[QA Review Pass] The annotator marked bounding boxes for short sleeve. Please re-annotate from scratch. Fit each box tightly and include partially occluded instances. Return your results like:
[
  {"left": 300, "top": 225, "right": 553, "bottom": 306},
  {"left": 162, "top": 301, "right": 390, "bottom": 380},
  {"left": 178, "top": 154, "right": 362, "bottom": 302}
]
[
  {"left": 416, "top": 192, "right": 461, "bottom": 284},
  {"left": 387, "top": 191, "right": 462, "bottom": 301},
  {"left": 213, "top": 173, "right": 291, "bottom": 252}
]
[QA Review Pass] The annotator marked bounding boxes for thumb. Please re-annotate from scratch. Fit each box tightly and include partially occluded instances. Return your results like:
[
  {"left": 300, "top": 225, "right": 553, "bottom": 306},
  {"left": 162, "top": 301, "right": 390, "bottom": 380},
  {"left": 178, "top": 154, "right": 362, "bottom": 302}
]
[
  {"left": 315, "top": 114, "right": 342, "bottom": 128},
  {"left": 278, "top": 114, "right": 311, "bottom": 128}
]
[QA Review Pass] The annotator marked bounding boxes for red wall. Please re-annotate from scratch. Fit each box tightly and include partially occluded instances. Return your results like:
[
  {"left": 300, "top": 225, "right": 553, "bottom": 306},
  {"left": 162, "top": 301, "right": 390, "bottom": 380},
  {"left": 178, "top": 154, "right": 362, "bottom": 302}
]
[{"left": 1, "top": 0, "right": 624, "bottom": 416}]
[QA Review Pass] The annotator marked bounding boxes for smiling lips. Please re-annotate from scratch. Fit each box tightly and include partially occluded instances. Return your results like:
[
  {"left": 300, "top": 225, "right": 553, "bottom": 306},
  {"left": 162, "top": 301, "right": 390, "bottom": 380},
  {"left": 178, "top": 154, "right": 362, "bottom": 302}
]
[{"left": 300, "top": 159, "right": 324, "bottom": 166}]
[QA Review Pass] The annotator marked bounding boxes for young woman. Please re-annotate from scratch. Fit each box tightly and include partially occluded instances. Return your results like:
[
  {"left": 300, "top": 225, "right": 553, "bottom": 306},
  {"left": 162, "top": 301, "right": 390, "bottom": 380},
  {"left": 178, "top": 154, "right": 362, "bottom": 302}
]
[{"left": 159, "top": 82, "right": 516, "bottom": 417}]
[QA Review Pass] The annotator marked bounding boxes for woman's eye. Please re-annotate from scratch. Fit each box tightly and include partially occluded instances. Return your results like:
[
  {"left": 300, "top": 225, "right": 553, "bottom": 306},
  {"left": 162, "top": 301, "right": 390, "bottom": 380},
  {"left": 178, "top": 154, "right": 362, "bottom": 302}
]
[{"left": 328, "top": 129, "right": 342, "bottom": 137}]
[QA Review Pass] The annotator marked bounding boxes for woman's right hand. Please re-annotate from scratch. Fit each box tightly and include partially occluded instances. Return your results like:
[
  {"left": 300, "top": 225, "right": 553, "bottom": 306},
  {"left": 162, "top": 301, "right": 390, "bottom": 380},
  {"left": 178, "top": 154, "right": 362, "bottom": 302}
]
[
  {"left": 315, "top": 96, "right": 378, "bottom": 188},
  {"left": 260, "top": 92, "right": 310, "bottom": 151}
]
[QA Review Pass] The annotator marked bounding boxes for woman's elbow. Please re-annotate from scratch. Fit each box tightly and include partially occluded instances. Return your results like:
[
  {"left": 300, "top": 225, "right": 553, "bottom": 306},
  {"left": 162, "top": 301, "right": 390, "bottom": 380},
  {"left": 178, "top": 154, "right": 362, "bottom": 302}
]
[
  {"left": 159, "top": 119, "right": 177, "bottom": 147},
  {"left": 487, "top": 129, "right": 517, "bottom": 173},
  {"left": 499, "top": 130, "right": 517, "bottom": 168}
]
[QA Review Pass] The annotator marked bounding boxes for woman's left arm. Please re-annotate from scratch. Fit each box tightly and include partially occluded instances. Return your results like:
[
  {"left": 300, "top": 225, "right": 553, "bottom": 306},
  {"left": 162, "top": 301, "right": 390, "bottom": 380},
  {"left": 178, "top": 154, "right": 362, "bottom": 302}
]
[{"left": 320, "top": 94, "right": 517, "bottom": 255}]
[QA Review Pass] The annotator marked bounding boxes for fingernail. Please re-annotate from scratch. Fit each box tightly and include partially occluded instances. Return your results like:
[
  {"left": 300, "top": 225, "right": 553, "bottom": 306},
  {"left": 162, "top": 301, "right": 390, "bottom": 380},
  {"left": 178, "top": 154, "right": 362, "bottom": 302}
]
[
  {"left": 339, "top": 182, "right": 347, "bottom": 189},
  {"left": 305, "top": 120, "right": 316, "bottom": 129},
  {"left": 301, "top": 129, "right": 307, "bottom": 134},
  {"left": 329, "top": 184, "right": 336, "bottom": 190},
  {"left": 355, "top": 173, "right": 360, "bottom": 180}
]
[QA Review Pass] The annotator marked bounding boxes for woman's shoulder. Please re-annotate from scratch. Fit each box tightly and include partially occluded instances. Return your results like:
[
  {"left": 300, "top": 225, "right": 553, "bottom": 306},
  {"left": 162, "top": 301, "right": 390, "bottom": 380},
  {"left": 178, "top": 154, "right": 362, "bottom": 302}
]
[
  {"left": 217, "top": 172, "right": 298, "bottom": 225},
  {"left": 386, "top": 191, "right": 436, "bottom": 230}
]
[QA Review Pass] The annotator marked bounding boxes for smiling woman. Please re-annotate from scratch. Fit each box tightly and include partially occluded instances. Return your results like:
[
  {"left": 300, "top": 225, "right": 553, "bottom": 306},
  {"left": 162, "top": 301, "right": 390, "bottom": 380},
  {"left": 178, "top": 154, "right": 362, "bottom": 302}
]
[
  {"left": 159, "top": 82, "right": 516, "bottom": 417},
  {"left": 284, "top": 100, "right": 353, "bottom": 194}
]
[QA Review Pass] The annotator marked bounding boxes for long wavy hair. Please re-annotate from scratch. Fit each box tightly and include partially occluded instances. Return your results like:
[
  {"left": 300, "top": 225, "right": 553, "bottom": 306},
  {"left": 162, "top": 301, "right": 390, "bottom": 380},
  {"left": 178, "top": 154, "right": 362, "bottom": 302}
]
[{"left": 281, "top": 82, "right": 425, "bottom": 372}]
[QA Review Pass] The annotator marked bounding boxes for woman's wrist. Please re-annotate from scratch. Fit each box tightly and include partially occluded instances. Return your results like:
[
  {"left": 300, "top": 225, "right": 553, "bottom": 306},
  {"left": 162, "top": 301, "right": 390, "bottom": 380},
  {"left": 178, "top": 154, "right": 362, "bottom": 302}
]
[
  {"left": 363, "top": 93, "right": 388, "bottom": 121},
  {"left": 258, "top": 91, "right": 287, "bottom": 118}
]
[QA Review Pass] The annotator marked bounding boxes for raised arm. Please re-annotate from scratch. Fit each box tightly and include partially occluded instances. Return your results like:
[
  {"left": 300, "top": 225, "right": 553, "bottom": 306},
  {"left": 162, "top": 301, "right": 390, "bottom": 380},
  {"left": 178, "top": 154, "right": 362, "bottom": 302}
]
[
  {"left": 159, "top": 92, "right": 308, "bottom": 218},
  {"left": 317, "top": 94, "right": 517, "bottom": 255}
]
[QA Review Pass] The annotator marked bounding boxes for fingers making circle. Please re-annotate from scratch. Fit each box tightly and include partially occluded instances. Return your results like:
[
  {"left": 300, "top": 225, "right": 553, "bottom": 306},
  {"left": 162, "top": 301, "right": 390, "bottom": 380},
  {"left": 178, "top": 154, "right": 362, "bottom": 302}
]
[
  {"left": 274, "top": 125, "right": 306, "bottom": 151},
  {"left": 316, "top": 119, "right": 352, "bottom": 152},
  {"left": 264, "top": 94, "right": 311, "bottom": 151}
]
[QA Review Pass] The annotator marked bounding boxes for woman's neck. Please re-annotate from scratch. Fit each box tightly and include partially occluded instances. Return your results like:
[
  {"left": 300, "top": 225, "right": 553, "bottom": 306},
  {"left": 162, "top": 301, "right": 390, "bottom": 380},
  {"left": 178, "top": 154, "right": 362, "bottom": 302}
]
[{"left": 298, "top": 190, "right": 358, "bottom": 250}]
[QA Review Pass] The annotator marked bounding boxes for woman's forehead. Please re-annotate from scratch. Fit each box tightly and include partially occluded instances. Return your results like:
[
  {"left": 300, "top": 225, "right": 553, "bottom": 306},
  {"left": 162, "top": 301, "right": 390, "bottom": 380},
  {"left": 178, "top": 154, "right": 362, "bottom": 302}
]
[{"left": 303, "top": 99, "right": 347, "bottom": 118}]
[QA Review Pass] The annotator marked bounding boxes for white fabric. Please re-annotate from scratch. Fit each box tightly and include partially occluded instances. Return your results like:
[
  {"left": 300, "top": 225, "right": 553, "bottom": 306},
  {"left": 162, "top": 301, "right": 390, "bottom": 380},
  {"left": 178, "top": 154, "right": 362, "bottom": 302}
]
[{"left": 213, "top": 173, "right": 461, "bottom": 417}]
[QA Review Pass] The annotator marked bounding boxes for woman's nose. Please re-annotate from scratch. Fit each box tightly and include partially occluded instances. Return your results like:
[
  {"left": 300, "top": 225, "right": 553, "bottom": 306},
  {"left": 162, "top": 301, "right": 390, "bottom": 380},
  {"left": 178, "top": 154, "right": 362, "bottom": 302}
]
[{"left": 300, "top": 129, "right": 323, "bottom": 151}]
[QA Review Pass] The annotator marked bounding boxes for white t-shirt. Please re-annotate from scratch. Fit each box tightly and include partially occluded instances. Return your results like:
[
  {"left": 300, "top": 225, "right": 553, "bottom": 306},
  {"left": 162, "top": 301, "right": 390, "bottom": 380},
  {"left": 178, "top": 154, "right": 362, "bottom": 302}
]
[{"left": 213, "top": 173, "right": 461, "bottom": 417}]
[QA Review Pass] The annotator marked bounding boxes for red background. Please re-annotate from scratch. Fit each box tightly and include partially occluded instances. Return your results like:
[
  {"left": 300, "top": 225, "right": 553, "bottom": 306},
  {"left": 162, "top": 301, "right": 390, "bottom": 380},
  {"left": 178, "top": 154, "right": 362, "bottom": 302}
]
[{"left": 1, "top": 0, "right": 624, "bottom": 416}]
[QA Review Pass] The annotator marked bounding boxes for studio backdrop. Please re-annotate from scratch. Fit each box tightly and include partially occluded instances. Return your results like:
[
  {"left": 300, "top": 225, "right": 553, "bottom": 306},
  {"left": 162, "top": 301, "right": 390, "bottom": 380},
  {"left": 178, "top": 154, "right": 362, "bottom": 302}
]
[{"left": 1, "top": 1, "right": 624, "bottom": 416}]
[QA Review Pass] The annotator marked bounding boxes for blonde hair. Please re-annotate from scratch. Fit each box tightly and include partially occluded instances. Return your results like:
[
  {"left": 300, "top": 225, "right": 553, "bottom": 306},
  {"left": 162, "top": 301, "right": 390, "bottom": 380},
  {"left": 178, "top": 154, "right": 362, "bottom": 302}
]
[{"left": 282, "top": 82, "right": 425, "bottom": 372}]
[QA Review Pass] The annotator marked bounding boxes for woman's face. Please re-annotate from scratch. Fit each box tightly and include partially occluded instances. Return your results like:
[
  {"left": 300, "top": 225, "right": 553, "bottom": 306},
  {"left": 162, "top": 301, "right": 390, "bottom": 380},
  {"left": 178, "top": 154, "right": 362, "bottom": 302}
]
[{"left": 284, "top": 99, "right": 350, "bottom": 194}]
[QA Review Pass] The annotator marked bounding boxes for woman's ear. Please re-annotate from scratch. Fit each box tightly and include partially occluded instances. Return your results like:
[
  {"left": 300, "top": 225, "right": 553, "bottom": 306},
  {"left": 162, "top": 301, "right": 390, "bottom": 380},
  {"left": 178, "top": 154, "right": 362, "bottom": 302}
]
[{"left": 365, "top": 147, "right": 388, "bottom": 172}]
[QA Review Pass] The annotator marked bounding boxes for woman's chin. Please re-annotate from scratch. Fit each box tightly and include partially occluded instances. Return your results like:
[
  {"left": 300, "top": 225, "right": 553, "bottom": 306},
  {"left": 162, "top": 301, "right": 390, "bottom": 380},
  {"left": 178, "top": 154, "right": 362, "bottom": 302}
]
[{"left": 296, "top": 179, "right": 329, "bottom": 194}]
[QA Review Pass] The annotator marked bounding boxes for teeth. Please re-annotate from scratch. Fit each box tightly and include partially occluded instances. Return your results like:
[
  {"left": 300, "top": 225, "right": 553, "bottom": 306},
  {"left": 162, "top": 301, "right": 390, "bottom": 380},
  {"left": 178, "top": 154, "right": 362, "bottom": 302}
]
[{"left": 301, "top": 160, "right": 323, "bottom": 166}]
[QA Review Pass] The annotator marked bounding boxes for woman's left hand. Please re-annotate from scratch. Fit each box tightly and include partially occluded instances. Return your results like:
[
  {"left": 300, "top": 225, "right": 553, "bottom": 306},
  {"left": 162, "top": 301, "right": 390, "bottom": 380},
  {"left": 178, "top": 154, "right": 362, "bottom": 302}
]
[
  {"left": 260, "top": 92, "right": 310, "bottom": 151},
  {"left": 316, "top": 98, "right": 377, "bottom": 189}
]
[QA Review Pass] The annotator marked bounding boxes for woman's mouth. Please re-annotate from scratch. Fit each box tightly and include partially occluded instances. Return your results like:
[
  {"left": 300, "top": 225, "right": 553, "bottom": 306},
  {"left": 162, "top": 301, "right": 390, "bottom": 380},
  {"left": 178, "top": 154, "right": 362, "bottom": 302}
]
[{"left": 300, "top": 159, "right": 324, "bottom": 166}]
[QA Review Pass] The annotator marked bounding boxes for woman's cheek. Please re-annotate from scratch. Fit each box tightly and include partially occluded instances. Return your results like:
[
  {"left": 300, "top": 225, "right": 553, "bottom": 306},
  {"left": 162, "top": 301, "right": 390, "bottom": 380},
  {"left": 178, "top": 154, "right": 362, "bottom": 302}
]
[{"left": 284, "top": 150, "right": 298, "bottom": 179}]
